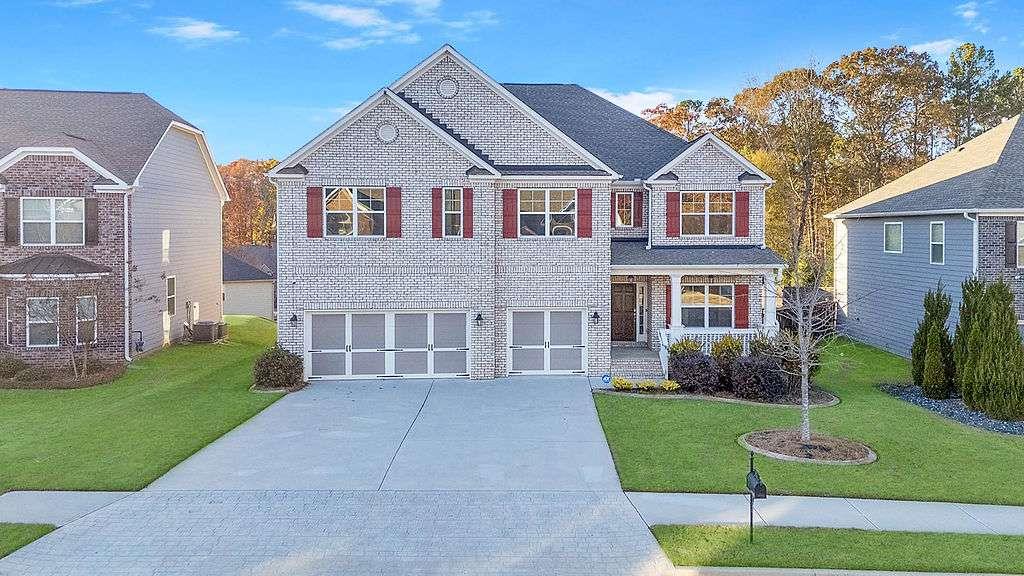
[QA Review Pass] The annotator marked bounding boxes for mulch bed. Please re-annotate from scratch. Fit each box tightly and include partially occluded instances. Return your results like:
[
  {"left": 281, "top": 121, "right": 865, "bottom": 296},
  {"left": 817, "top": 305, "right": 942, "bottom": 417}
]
[
  {"left": 0, "top": 366, "right": 125, "bottom": 390},
  {"left": 882, "top": 384, "right": 1024, "bottom": 436},
  {"left": 742, "top": 428, "right": 876, "bottom": 464},
  {"left": 599, "top": 386, "right": 838, "bottom": 407},
  {"left": 250, "top": 381, "right": 307, "bottom": 394}
]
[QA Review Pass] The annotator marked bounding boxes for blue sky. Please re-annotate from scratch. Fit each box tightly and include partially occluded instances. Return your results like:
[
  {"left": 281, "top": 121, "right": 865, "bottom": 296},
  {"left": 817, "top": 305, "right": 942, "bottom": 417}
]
[{"left": 2, "top": 1, "right": 1023, "bottom": 162}]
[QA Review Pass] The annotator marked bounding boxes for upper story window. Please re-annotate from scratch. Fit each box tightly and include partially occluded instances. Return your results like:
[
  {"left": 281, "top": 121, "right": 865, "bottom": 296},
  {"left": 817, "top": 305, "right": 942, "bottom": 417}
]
[
  {"left": 324, "top": 187, "right": 385, "bottom": 237},
  {"left": 444, "top": 187, "right": 463, "bottom": 237},
  {"left": 21, "top": 197, "right": 85, "bottom": 246},
  {"left": 615, "top": 192, "right": 634, "bottom": 227},
  {"left": 681, "top": 191, "right": 733, "bottom": 236},
  {"left": 929, "top": 221, "right": 945, "bottom": 265},
  {"left": 682, "top": 284, "right": 734, "bottom": 329},
  {"left": 883, "top": 222, "right": 903, "bottom": 253},
  {"left": 519, "top": 188, "right": 576, "bottom": 237},
  {"left": 26, "top": 297, "right": 59, "bottom": 348}
]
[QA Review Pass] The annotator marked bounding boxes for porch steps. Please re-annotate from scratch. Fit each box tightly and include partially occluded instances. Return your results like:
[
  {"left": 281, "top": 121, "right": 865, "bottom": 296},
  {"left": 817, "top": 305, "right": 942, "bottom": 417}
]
[{"left": 610, "top": 347, "right": 664, "bottom": 380}]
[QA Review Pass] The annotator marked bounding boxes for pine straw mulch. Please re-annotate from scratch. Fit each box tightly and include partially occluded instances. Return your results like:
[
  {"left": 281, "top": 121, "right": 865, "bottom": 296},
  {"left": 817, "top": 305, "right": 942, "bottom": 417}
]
[{"left": 742, "top": 428, "right": 876, "bottom": 464}]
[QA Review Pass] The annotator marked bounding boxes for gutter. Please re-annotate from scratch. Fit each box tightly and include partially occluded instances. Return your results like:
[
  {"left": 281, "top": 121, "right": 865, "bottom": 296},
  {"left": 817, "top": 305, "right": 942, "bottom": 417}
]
[{"left": 963, "top": 212, "right": 979, "bottom": 277}]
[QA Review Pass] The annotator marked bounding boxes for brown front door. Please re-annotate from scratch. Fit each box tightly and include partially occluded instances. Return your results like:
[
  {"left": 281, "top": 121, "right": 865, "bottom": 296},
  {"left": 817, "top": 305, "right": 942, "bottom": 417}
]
[{"left": 612, "top": 283, "right": 636, "bottom": 341}]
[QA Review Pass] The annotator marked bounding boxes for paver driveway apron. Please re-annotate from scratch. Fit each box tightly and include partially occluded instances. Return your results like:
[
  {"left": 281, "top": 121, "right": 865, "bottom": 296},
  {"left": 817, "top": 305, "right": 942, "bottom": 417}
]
[{"left": 0, "top": 377, "right": 672, "bottom": 576}]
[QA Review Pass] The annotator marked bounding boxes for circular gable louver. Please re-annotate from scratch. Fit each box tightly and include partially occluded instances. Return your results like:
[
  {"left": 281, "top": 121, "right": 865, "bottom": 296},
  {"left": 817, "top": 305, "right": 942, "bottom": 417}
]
[{"left": 437, "top": 77, "right": 459, "bottom": 99}]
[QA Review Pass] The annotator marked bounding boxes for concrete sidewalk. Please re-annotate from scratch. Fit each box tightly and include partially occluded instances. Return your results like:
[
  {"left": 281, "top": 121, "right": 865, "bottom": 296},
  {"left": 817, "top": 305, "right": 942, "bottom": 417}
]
[
  {"left": 0, "top": 491, "right": 131, "bottom": 526},
  {"left": 627, "top": 492, "right": 1024, "bottom": 535}
]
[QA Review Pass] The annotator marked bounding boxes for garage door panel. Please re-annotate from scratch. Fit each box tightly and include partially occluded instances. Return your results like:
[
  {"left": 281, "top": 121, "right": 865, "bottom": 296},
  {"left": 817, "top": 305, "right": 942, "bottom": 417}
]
[
  {"left": 512, "top": 312, "right": 545, "bottom": 346},
  {"left": 433, "top": 313, "right": 467, "bottom": 348},
  {"left": 311, "top": 314, "right": 346, "bottom": 349},
  {"left": 434, "top": 350, "right": 467, "bottom": 374},
  {"left": 351, "top": 314, "right": 386, "bottom": 349},
  {"left": 549, "top": 311, "right": 582, "bottom": 346},
  {"left": 394, "top": 313, "right": 428, "bottom": 348},
  {"left": 352, "top": 352, "right": 386, "bottom": 375},
  {"left": 549, "top": 348, "right": 583, "bottom": 371},
  {"left": 311, "top": 352, "right": 346, "bottom": 377},
  {"left": 511, "top": 348, "right": 545, "bottom": 372},
  {"left": 395, "top": 351, "right": 428, "bottom": 375}
]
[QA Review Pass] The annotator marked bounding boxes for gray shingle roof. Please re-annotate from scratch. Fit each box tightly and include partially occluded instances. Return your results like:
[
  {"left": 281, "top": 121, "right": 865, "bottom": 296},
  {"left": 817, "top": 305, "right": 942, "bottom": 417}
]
[
  {"left": 0, "top": 89, "right": 190, "bottom": 184},
  {"left": 502, "top": 83, "right": 691, "bottom": 180},
  {"left": 223, "top": 245, "right": 276, "bottom": 282},
  {"left": 493, "top": 164, "right": 609, "bottom": 177},
  {"left": 0, "top": 254, "right": 112, "bottom": 276},
  {"left": 611, "top": 239, "right": 785, "bottom": 267}
]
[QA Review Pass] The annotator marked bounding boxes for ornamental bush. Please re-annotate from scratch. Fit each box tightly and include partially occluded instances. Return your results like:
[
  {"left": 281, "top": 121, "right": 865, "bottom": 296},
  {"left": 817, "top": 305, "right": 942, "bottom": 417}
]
[
  {"left": 731, "top": 355, "right": 788, "bottom": 402},
  {"left": 953, "top": 277, "right": 986, "bottom": 394},
  {"left": 711, "top": 334, "right": 744, "bottom": 388},
  {"left": 252, "top": 345, "right": 304, "bottom": 390},
  {"left": 748, "top": 332, "right": 776, "bottom": 357},
  {"left": 660, "top": 379, "right": 680, "bottom": 392},
  {"left": 637, "top": 379, "right": 658, "bottom": 391},
  {"left": 611, "top": 376, "right": 633, "bottom": 391},
  {"left": 669, "top": 337, "right": 703, "bottom": 356},
  {"left": 922, "top": 323, "right": 948, "bottom": 399},
  {"left": 668, "top": 352, "right": 722, "bottom": 394},
  {"left": 973, "top": 279, "right": 1024, "bottom": 420},
  {"left": 961, "top": 314, "right": 986, "bottom": 409},
  {"left": 910, "top": 282, "right": 953, "bottom": 392}
]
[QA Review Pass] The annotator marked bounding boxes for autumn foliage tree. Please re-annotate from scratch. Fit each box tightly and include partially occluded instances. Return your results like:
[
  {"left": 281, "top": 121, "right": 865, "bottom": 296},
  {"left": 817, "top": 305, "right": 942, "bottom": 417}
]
[{"left": 219, "top": 159, "right": 278, "bottom": 248}]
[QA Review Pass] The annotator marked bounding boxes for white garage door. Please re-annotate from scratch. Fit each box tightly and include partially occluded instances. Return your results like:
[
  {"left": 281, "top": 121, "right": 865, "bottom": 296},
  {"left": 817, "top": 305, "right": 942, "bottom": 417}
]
[
  {"left": 508, "top": 310, "right": 587, "bottom": 375},
  {"left": 306, "top": 311, "right": 469, "bottom": 379}
]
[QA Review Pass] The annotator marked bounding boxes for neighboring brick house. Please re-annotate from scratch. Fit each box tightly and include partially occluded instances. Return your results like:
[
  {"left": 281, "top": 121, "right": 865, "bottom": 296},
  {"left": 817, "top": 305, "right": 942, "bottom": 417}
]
[
  {"left": 268, "top": 45, "right": 784, "bottom": 381},
  {"left": 829, "top": 115, "right": 1024, "bottom": 356},
  {"left": 0, "top": 89, "right": 228, "bottom": 368}
]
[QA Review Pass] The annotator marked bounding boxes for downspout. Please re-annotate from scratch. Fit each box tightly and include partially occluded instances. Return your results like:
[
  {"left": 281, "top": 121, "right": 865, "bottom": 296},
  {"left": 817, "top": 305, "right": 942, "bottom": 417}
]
[
  {"left": 643, "top": 182, "right": 654, "bottom": 250},
  {"left": 963, "top": 212, "right": 978, "bottom": 277},
  {"left": 123, "top": 189, "right": 133, "bottom": 362}
]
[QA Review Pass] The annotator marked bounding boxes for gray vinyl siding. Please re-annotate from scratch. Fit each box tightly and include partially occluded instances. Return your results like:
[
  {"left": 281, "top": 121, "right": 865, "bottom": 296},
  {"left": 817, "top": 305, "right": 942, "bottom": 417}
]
[
  {"left": 131, "top": 127, "right": 223, "bottom": 353},
  {"left": 840, "top": 215, "right": 973, "bottom": 356}
]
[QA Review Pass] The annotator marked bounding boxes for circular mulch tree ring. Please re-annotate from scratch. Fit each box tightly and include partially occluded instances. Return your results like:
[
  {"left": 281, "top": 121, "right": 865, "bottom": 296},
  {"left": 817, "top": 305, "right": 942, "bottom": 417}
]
[{"left": 739, "top": 429, "right": 877, "bottom": 465}]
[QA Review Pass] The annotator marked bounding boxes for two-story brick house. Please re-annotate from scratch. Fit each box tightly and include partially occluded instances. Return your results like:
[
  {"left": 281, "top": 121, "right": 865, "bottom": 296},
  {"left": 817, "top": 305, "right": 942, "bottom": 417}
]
[
  {"left": 0, "top": 89, "right": 228, "bottom": 368},
  {"left": 269, "top": 45, "right": 784, "bottom": 380}
]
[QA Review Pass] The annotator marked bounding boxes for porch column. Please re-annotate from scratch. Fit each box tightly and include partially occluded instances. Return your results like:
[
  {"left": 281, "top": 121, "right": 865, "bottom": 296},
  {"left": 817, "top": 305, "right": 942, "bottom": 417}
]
[
  {"left": 763, "top": 270, "right": 780, "bottom": 335},
  {"left": 670, "top": 274, "right": 682, "bottom": 327}
]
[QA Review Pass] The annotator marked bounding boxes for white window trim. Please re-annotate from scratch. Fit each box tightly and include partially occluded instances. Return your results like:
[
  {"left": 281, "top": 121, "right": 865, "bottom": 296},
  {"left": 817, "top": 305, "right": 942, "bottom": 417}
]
[
  {"left": 518, "top": 188, "right": 578, "bottom": 238},
  {"left": 323, "top": 186, "right": 387, "bottom": 238},
  {"left": 75, "top": 295, "right": 98, "bottom": 346},
  {"left": 26, "top": 297, "right": 59, "bottom": 349},
  {"left": 681, "top": 283, "right": 735, "bottom": 329},
  {"left": 442, "top": 187, "right": 463, "bottom": 238},
  {"left": 1016, "top": 221, "right": 1024, "bottom": 269},
  {"left": 166, "top": 276, "right": 177, "bottom": 317},
  {"left": 883, "top": 222, "right": 903, "bottom": 254},
  {"left": 929, "top": 221, "right": 945, "bottom": 265},
  {"left": 20, "top": 197, "right": 86, "bottom": 247},
  {"left": 615, "top": 191, "right": 635, "bottom": 228},
  {"left": 680, "top": 190, "right": 735, "bottom": 237}
]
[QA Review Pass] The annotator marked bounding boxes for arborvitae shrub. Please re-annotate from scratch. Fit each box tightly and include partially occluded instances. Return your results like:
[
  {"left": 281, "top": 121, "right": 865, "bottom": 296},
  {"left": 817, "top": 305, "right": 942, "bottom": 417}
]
[
  {"left": 922, "top": 323, "right": 949, "bottom": 399},
  {"left": 975, "top": 279, "right": 1024, "bottom": 420},
  {"left": 953, "top": 277, "right": 986, "bottom": 394},
  {"left": 911, "top": 283, "right": 952, "bottom": 389},
  {"left": 962, "top": 316, "right": 985, "bottom": 409}
]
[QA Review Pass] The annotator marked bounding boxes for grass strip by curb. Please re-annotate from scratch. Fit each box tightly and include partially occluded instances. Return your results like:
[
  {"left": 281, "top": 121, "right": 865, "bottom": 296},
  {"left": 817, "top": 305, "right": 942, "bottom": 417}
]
[{"left": 0, "top": 524, "right": 54, "bottom": 559}]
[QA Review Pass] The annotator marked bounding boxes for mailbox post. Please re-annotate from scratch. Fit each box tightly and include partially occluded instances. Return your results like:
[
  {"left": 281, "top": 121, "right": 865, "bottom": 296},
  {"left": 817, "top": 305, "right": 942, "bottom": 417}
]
[{"left": 746, "top": 451, "right": 767, "bottom": 543}]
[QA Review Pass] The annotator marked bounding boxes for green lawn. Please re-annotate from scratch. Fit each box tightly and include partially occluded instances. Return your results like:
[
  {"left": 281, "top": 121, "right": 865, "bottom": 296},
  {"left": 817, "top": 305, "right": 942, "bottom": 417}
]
[
  {"left": 595, "top": 338, "right": 1024, "bottom": 504},
  {"left": 0, "top": 524, "right": 53, "bottom": 559},
  {"left": 0, "top": 315, "right": 282, "bottom": 492},
  {"left": 653, "top": 524, "right": 1024, "bottom": 573}
]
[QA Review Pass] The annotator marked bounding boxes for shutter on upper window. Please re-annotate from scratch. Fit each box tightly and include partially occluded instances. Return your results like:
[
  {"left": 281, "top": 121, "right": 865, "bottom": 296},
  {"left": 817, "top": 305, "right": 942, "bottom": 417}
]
[
  {"left": 502, "top": 189, "right": 517, "bottom": 238},
  {"left": 1006, "top": 221, "right": 1017, "bottom": 268},
  {"left": 306, "top": 187, "right": 323, "bottom": 238},
  {"left": 666, "top": 191, "right": 680, "bottom": 237},
  {"left": 463, "top": 187, "right": 474, "bottom": 238},
  {"left": 578, "top": 189, "right": 593, "bottom": 238},
  {"left": 385, "top": 187, "right": 402, "bottom": 238},
  {"left": 85, "top": 198, "right": 99, "bottom": 245},
  {"left": 431, "top": 187, "right": 443, "bottom": 238},
  {"left": 735, "top": 190, "right": 750, "bottom": 238},
  {"left": 4, "top": 198, "right": 19, "bottom": 245},
  {"left": 734, "top": 284, "right": 749, "bottom": 328},
  {"left": 634, "top": 189, "right": 643, "bottom": 227}
]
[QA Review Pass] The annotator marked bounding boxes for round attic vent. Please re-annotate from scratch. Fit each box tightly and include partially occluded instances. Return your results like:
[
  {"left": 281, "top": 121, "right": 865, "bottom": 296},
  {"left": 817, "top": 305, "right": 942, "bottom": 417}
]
[
  {"left": 437, "top": 77, "right": 459, "bottom": 99},
  {"left": 377, "top": 123, "right": 398, "bottom": 143}
]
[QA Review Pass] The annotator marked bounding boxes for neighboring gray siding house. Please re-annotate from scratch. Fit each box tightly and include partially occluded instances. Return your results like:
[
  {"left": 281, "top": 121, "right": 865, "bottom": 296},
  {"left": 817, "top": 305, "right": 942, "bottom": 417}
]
[
  {"left": 269, "top": 45, "right": 784, "bottom": 381},
  {"left": 829, "top": 115, "right": 1024, "bottom": 356},
  {"left": 0, "top": 89, "right": 228, "bottom": 367},
  {"left": 223, "top": 245, "right": 275, "bottom": 319}
]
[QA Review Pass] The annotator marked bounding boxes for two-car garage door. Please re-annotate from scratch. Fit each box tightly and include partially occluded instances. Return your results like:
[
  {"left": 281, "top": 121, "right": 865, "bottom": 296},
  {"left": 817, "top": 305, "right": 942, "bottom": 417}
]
[{"left": 306, "top": 311, "right": 470, "bottom": 379}]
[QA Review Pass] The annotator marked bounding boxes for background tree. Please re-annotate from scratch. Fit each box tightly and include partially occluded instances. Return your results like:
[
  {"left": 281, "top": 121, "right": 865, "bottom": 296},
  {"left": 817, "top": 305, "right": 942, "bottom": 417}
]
[
  {"left": 945, "top": 43, "right": 1001, "bottom": 145},
  {"left": 220, "top": 159, "right": 278, "bottom": 248},
  {"left": 643, "top": 99, "right": 708, "bottom": 140}
]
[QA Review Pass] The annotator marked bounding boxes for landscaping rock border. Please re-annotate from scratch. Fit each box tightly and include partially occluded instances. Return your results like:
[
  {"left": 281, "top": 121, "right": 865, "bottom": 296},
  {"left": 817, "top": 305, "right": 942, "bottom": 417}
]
[
  {"left": 738, "top": 430, "right": 877, "bottom": 465},
  {"left": 882, "top": 384, "right": 1024, "bottom": 436},
  {"left": 594, "top": 388, "right": 839, "bottom": 409}
]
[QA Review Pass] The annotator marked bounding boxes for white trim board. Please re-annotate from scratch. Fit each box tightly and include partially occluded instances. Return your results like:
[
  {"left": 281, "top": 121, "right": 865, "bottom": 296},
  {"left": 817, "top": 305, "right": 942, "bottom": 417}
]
[{"left": 646, "top": 133, "right": 774, "bottom": 184}]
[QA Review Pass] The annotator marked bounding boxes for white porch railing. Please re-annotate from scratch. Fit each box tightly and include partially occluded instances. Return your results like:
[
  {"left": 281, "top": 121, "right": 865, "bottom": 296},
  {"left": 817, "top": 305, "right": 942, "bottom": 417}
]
[{"left": 658, "top": 328, "right": 761, "bottom": 378}]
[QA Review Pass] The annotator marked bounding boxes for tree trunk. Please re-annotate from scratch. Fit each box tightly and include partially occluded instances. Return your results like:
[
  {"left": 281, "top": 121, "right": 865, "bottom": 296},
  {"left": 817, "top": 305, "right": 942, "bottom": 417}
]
[{"left": 800, "top": 352, "right": 811, "bottom": 442}]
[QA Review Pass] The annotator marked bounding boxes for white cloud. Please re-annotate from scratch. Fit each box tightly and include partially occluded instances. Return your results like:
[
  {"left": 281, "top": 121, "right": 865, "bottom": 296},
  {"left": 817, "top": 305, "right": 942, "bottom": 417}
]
[
  {"left": 289, "top": 1, "right": 389, "bottom": 27},
  {"left": 324, "top": 32, "right": 419, "bottom": 50},
  {"left": 441, "top": 10, "right": 498, "bottom": 32},
  {"left": 909, "top": 38, "right": 963, "bottom": 57},
  {"left": 589, "top": 88, "right": 684, "bottom": 116},
  {"left": 148, "top": 18, "right": 240, "bottom": 42},
  {"left": 955, "top": 1, "right": 978, "bottom": 21},
  {"left": 51, "top": 0, "right": 106, "bottom": 6}
]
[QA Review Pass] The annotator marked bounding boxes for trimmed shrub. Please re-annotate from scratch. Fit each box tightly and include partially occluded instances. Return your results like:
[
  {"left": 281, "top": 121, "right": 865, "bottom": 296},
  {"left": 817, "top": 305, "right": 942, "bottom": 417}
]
[
  {"left": 0, "top": 355, "right": 27, "bottom": 379},
  {"left": 731, "top": 355, "right": 788, "bottom": 402},
  {"left": 252, "top": 345, "right": 304, "bottom": 390},
  {"left": 669, "top": 337, "right": 703, "bottom": 357},
  {"left": 611, "top": 376, "right": 633, "bottom": 391},
  {"left": 974, "top": 279, "right": 1024, "bottom": 420},
  {"left": 911, "top": 283, "right": 953, "bottom": 388},
  {"left": 668, "top": 352, "right": 722, "bottom": 394},
  {"left": 637, "top": 379, "right": 658, "bottom": 391},
  {"left": 953, "top": 277, "right": 986, "bottom": 394},
  {"left": 922, "top": 323, "right": 949, "bottom": 399},
  {"left": 711, "top": 334, "right": 744, "bottom": 388},
  {"left": 660, "top": 379, "right": 680, "bottom": 392},
  {"left": 14, "top": 366, "right": 52, "bottom": 382},
  {"left": 962, "top": 316, "right": 986, "bottom": 409},
  {"left": 748, "top": 333, "right": 775, "bottom": 357}
]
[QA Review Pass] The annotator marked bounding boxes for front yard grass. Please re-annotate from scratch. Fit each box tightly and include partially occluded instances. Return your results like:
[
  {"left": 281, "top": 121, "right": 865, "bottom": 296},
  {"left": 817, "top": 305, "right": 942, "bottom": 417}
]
[
  {"left": 0, "top": 315, "right": 281, "bottom": 493},
  {"left": 0, "top": 524, "right": 53, "bottom": 559},
  {"left": 595, "top": 338, "right": 1024, "bottom": 504},
  {"left": 652, "top": 524, "right": 1024, "bottom": 573}
]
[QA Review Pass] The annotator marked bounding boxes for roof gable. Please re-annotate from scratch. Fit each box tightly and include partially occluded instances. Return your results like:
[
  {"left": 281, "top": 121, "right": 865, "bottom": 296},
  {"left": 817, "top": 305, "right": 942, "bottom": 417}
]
[{"left": 648, "top": 133, "right": 773, "bottom": 184}]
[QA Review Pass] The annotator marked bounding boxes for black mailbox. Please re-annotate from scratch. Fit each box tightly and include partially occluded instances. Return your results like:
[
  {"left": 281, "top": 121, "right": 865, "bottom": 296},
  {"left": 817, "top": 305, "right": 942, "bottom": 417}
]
[{"left": 747, "top": 469, "right": 767, "bottom": 499}]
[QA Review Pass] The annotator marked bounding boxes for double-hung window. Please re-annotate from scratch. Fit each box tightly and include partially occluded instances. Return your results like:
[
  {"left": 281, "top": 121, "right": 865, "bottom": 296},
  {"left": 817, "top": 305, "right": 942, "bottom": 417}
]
[
  {"left": 166, "top": 276, "right": 177, "bottom": 316},
  {"left": 21, "top": 197, "right": 85, "bottom": 246},
  {"left": 76, "top": 296, "right": 97, "bottom": 345},
  {"left": 615, "top": 192, "right": 634, "bottom": 227},
  {"left": 681, "top": 284, "right": 734, "bottom": 329},
  {"left": 519, "top": 189, "right": 576, "bottom": 237},
  {"left": 324, "top": 187, "right": 386, "bottom": 237},
  {"left": 26, "top": 297, "right": 59, "bottom": 348},
  {"left": 443, "top": 187, "right": 463, "bottom": 237},
  {"left": 681, "top": 191, "right": 733, "bottom": 235},
  {"left": 929, "top": 221, "right": 945, "bottom": 265},
  {"left": 883, "top": 222, "right": 903, "bottom": 253}
]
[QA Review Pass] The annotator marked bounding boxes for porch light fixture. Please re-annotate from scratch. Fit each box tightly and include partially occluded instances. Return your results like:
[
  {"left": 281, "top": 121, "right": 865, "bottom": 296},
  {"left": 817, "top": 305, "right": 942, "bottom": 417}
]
[
  {"left": 474, "top": 313, "right": 484, "bottom": 327},
  {"left": 289, "top": 314, "right": 298, "bottom": 327},
  {"left": 590, "top": 311, "right": 601, "bottom": 325}
]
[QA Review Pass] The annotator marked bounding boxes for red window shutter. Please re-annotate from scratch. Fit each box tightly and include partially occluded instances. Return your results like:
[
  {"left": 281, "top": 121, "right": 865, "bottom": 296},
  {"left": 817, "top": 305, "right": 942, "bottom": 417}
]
[
  {"left": 633, "top": 189, "right": 643, "bottom": 227},
  {"left": 386, "top": 187, "right": 402, "bottom": 238},
  {"left": 463, "top": 187, "right": 474, "bottom": 238},
  {"left": 431, "top": 187, "right": 443, "bottom": 238},
  {"left": 734, "top": 284, "right": 749, "bottom": 329},
  {"left": 665, "top": 283, "right": 672, "bottom": 328},
  {"left": 578, "top": 188, "right": 593, "bottom": 238},
  {"left": 735, "top": 190, "right": 750, "bottom": 237},
  {"left": 666, "top": 191, "right": 680, "bottom": 237},
  {"left": 502, "top": 189, "right": 518, "bottom": 238},
  {"left": 610, "top": 190, "right": 617, "bottom": 228},
  {"left": 306, "top": 187, "right": 323, "bottom": 238}
]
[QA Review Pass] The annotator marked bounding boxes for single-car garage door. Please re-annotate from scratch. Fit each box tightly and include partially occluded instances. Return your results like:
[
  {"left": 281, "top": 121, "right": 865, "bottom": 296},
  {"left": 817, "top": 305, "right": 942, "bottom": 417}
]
[
  {"left": 508, "top": 309, "right": 587, "bottom": 375},
  {"left": 306, "top": 311, "right": 469, "bottom": 379}
]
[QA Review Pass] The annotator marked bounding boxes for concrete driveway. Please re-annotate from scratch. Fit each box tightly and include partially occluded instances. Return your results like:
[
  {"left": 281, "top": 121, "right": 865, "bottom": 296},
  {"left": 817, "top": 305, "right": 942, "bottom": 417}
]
[{"left": 1, "top": 377, "right": 671, "bottom": 576}]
